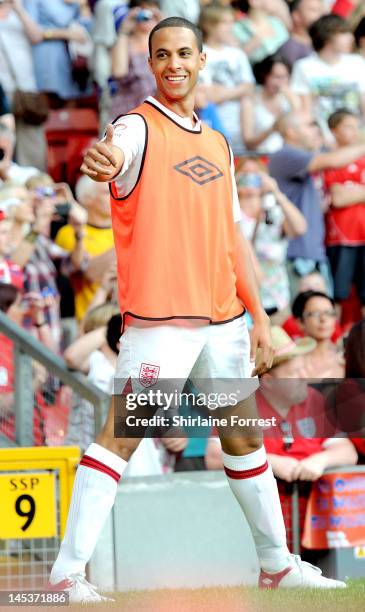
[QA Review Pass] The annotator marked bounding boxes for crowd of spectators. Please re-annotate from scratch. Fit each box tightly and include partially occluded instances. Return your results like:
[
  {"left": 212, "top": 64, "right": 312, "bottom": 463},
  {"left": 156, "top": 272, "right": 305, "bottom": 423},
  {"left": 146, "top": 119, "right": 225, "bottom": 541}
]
[{"left": 0, "top": 0, "right": 365, "bottom": 535}]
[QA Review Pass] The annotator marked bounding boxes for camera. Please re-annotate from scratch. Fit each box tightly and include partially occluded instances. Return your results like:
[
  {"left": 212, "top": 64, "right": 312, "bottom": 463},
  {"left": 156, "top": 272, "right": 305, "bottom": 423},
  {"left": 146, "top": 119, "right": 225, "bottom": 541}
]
[
  {"left": 135, "top": 9, "right": 153, "bottom": 22},
  {"left": 55, "top": 203, "right": 71, "bottom": 217},
  {"left": 262, "top": 192, "right": 276, "bottom": 225}
]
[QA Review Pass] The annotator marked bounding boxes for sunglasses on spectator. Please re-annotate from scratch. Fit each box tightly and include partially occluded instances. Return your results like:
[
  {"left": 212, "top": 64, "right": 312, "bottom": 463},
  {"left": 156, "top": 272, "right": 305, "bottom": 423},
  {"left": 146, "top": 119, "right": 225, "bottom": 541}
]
[
  {"left": 34, "top": 187, "right": 56, "bottom": 198},
  {"left": 303, "top": 310, "right": 337, "bottom": 320}
]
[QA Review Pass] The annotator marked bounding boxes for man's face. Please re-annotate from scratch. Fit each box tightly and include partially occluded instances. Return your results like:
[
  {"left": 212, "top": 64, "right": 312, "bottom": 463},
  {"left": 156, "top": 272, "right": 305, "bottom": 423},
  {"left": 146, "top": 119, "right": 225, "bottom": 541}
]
[
  {"left": 295, "top": 0, "right": 324, "bottom": 30},
  {"left": 266, "top": 356, "right": 309, "bottom": 406},
  {"left": 332, "top": 115, "right": 360, "bottom": 146},
  {"left": 290, "top": 113, "right": 319, "bottom": 150},
  {"left": 149, "top": 27, "right": 206, "bottom": 103},
  {"left": 300, "top": 296, "right": 337, "bottom": 341},
  {"left": 0, "top": 219, "right": 10, "bottom": 257}
]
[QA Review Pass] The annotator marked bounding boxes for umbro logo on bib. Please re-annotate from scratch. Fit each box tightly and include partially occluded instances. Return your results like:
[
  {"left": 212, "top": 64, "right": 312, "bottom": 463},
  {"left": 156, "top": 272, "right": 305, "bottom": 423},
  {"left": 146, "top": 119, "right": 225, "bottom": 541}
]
[{"left": 174, "top": 156, "right": 223, "bottom": 185}]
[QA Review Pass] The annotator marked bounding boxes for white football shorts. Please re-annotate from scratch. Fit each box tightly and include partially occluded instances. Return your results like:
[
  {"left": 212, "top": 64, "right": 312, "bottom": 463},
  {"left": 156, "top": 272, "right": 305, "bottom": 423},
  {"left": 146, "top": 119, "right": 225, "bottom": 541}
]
[{"left": 114, "top": 315, "right": 259, "bottom": 404}]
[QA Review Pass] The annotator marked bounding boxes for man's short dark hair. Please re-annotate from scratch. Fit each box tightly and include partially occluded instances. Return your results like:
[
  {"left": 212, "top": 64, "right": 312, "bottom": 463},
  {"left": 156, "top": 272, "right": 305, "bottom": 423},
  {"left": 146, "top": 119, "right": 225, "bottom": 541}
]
[
  {"left": 309, "top": 15, "right": 349, "bottom": 52},
  {"left": 292, "top": 290, "right": 335, "bottom": 320},
  {"left": 328, "top": 108, "right": 357, "bottom": 130},
  {"left": 148, "top": 17, "right": 203, "bottom": 57}
]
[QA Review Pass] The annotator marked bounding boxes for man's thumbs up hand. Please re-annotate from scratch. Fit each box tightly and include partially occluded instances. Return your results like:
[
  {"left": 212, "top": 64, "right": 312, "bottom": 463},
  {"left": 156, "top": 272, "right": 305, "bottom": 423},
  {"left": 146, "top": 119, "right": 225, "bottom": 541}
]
[{"left": 81, "top": 123, "right": 121, "bottom": 181}]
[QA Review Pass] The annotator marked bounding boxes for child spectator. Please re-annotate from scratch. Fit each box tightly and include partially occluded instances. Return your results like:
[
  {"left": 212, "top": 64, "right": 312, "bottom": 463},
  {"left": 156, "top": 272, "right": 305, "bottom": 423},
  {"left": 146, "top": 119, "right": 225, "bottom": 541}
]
[
  {"left": 291, "top": 290, "right": 344, "bottom": 377},
  {"left": 291, "top": 14, "right": 365, "bottom": 141},
  {"left": 232, "top": 0, "right": 289, "bottom": 64},
  {"left": 198, "top": 2, "right": 254, "bottom": 156},
  {"left": 242, "top": 53, "right": 299, "bottom": 153},
  {"left": 237, "top": 157, "right": 306, "bottom": 321},
  {"left": 324, "top": 109, "right": 365, "bottom": 319}
]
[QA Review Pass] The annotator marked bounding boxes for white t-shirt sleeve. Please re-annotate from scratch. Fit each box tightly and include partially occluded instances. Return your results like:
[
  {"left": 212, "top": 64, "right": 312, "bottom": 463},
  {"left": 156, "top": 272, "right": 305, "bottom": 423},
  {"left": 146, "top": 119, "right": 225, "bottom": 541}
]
[
  {"left": 290, "top": 59, "right": 311, "bottom": 96},
  {"left": 229, "top": 145, "right": 242, "bottom": 223},
  {"left": 236, "top": 49, "right": 255, "bottom": 84},
  {"left": 110, "top": 114, "right": 147, "bottom": 197},
  {"left": 354, "top": 56, "right": 365, "bottom": 93}
]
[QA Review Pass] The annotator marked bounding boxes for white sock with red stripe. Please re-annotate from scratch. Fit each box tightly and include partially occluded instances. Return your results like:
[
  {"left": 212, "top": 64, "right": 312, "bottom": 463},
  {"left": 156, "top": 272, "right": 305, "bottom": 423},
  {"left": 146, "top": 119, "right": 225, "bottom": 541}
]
[
  {"left": 50, "top": 443, "right": 127, "bottom": 584},
  {"left": 222, "top": 446, "right": 290, "bottom": 572}
]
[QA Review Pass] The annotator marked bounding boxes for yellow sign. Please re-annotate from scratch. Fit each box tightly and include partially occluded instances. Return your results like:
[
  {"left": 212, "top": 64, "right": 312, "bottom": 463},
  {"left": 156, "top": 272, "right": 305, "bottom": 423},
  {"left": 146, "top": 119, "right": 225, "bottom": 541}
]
[
  {"left": 354, "top": 546, "right": 365, "bottom": 559},
  {"left": 0, "top": 472, "right": 57, "bottom": 539}
]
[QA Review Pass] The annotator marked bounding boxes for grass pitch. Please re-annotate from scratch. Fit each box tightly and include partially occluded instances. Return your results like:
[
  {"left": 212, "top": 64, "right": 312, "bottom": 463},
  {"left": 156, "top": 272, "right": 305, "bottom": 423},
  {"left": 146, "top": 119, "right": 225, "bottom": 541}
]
[{"left": 65, "top": 580, "right": 365, "bottom": 612}]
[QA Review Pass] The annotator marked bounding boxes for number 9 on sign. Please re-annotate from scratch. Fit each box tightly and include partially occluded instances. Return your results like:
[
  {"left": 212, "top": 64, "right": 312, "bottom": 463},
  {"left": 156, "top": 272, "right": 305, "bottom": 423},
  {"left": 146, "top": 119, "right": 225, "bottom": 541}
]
[
  {"left": 15, "top": 494, "right": 36, "bottom": 531},
  {"left": 0, "top": 472, "right": 57, "bottom": 539}
]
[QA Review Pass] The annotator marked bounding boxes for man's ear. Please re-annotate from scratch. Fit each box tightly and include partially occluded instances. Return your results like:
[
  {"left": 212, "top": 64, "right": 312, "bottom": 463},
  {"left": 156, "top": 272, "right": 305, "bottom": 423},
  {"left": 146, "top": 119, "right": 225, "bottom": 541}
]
[
  {"left": 148, "top": 56, "right": 154, "bottom": 75},
  {"left": 199, "top": 51, "right": 207, "bottom": 71}
]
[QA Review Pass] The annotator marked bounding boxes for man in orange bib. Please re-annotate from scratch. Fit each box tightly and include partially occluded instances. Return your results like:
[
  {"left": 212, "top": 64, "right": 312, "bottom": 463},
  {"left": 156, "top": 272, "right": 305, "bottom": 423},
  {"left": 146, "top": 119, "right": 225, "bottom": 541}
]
[{"left": 48, "top": 17, "right": 346, "bottom": 600}]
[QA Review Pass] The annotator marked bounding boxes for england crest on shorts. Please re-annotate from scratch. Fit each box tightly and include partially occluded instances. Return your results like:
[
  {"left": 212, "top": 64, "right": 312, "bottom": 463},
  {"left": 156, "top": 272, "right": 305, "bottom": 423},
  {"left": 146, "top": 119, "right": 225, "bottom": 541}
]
[
  {"left": 139, "top": 363, "right": 160, "bottom": 388},
  {"left": 296, "top": 417, "right": 316, "bottom": 438}
]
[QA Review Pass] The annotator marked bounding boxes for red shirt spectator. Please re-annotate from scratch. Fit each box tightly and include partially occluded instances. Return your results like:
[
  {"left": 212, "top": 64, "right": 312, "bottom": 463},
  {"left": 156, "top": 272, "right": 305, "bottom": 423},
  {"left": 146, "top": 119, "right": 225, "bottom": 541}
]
[
  {"left": 323, "top": 156, "right": 365, "bottom": 247},
  {"left": 257, "top": 386, "right": 335, "bottom": 460}
]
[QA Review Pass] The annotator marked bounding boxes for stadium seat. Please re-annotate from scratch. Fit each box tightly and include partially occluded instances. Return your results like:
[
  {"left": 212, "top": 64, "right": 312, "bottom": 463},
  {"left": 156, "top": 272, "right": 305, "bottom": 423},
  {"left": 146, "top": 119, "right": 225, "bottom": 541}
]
[{"left": 45, "top": 108, "right": 99, "bottom": 187}]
